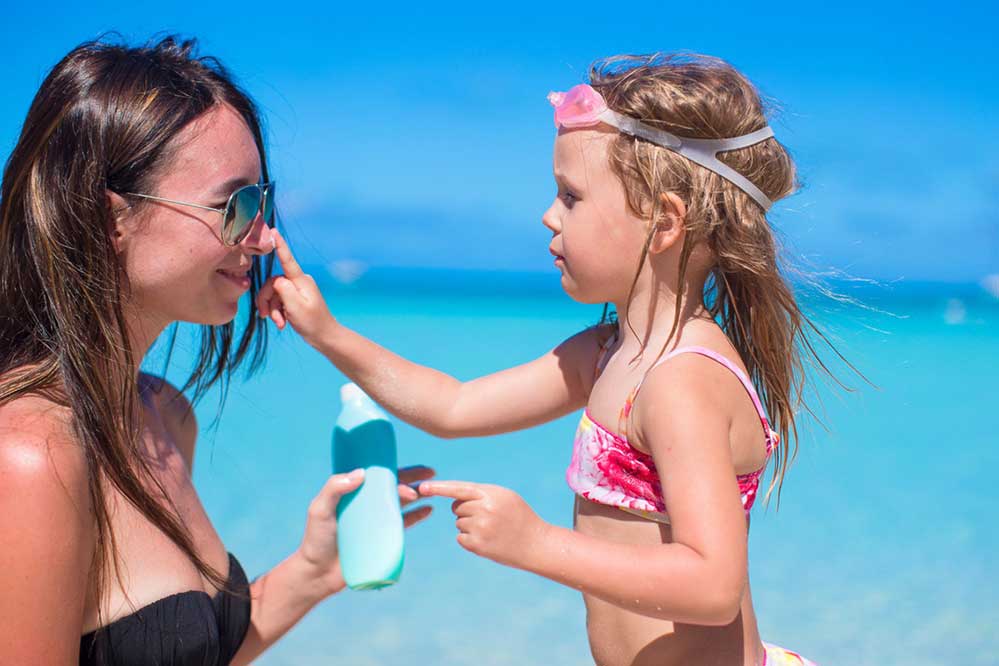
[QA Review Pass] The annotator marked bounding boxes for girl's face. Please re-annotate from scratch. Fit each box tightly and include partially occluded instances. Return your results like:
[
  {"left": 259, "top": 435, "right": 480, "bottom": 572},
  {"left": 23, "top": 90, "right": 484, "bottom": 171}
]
[
  {"left": 542, "top": 128, "right": 649, "bottom": 305},
  {"left": 114, "top": 104, "right": 275, "bottom": 329}
]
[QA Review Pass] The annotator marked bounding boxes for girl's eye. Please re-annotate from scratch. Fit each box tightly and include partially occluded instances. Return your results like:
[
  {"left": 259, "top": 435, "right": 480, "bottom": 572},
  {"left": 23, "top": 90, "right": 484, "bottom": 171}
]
[{"left": 560, "top": 191, "right": 577, "bottom": 205}]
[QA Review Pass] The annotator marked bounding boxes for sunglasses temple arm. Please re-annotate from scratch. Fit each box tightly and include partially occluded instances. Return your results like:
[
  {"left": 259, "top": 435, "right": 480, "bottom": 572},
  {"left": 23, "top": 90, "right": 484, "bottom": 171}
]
[{"left": 126, "top": 193, "right": 225, "bottom": 214}]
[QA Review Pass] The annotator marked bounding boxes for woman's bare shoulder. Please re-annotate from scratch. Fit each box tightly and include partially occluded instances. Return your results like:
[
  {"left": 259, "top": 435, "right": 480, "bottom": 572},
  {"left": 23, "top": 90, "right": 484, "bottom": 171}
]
[
  {"left": 0, "top": 394, "right": 95, "bottom": 652},
  {"left": 0, "top": 394, "right": 92, "bottom": 528},
  {"left": 139, "top": 373, "right": 198, "bottom": 468}
]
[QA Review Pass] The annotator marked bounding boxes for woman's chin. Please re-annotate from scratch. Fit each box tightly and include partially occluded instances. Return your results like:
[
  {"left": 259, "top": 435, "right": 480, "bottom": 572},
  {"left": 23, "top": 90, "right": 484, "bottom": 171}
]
[
  {"left": 187, "top": 301, "right": 241, "bottom": 327},
  {"left": 216, "top": 301, "right": 242, "bottom": 325}
]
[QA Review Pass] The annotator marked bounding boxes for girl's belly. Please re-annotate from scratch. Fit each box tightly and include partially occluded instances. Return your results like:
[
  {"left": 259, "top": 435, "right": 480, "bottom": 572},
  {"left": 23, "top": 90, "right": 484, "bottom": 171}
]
[{"left": 573, "top": 496, "right": 764, "bottom": 666}]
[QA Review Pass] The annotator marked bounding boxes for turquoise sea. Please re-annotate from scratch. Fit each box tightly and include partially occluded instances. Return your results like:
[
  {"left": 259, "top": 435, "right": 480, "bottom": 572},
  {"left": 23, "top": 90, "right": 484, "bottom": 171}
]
[{"left": 150, "top": 269, "right": 999, "bottom": 666}]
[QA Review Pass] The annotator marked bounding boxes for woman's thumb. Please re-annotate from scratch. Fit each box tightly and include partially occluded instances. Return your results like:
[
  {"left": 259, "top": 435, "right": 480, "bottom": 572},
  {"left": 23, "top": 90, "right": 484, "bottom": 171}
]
[{"left": 311, "top": 469, "right": 365, "bottom": 519}]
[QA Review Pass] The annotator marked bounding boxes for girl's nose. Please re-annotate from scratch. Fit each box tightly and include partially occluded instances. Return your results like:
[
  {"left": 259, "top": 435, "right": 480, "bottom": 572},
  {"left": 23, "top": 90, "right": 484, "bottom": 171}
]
[{"left": 541, "top": 202, "right": 561, "bottom": 233}]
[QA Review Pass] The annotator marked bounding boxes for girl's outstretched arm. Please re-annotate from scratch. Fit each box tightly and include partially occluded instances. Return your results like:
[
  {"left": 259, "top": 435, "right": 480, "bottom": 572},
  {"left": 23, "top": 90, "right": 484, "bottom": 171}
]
[
  {"left": 420, "top": 356, "right": 749, "bottom": 626},
  {"left": 257, "top": 230, "right": 607, "bottom": 438}
]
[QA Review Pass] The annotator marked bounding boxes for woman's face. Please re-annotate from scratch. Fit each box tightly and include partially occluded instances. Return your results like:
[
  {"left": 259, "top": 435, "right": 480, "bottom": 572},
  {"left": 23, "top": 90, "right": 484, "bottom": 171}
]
[{"left": 115, "top": 104, "right": 275, "bottom": 329}]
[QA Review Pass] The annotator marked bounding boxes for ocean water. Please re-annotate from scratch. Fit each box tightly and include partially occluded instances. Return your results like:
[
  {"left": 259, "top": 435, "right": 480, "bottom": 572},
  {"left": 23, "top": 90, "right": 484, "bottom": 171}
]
[{"left": 150, "top": 269, "right": 999, "bottom": 666}]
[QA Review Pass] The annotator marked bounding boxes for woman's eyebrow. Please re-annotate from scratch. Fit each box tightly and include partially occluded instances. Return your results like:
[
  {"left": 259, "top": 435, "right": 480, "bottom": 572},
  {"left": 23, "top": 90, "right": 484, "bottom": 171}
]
[{"left": 209, "top": 176, "right": 255, "bottom": 197}]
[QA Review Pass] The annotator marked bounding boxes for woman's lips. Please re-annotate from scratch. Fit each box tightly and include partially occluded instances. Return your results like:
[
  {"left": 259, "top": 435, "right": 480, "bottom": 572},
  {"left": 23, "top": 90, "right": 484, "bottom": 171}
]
[{"left": 216, "top": 268, "right": 250, "bottom": 290}]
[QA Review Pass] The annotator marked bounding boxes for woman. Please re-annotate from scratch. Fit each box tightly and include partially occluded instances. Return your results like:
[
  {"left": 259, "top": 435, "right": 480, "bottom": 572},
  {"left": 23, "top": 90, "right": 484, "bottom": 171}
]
[{"left": 0, "top": 36, "right": 432, "bottom": 664}]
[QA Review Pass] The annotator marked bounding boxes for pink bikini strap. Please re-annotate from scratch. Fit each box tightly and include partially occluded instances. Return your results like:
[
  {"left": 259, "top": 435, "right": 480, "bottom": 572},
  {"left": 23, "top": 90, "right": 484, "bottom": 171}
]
[
  {"left": 592, "top": 328, "right": 618, "bottom": 381},
  {"left": 618, "top": 346, "right": 776, "bottom": 451}
]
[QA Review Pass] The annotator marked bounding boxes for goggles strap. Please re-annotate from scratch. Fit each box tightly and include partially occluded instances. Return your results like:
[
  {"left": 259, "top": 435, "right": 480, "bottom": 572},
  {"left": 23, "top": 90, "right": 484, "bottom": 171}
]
[{"left": 596, "top": 109, "right": 775, "bottom": 211}]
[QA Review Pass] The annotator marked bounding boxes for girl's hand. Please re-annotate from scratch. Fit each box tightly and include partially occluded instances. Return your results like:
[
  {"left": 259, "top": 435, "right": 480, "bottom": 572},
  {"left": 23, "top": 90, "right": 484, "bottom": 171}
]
[
  {"left": 256, "top": 229, "right": 336, "bottom": 346},
  {"left": 418, "top": 480, "right": 549, "bottom": 570},
  {"left": 298, "top": 465, "right": 435, "bottom": 595}
]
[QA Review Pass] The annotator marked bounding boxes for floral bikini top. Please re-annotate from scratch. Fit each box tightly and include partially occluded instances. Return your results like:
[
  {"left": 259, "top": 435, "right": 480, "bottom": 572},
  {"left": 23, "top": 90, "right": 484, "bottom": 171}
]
[{"left": 566, "top": 336, "right": 778, "bottom": 524}]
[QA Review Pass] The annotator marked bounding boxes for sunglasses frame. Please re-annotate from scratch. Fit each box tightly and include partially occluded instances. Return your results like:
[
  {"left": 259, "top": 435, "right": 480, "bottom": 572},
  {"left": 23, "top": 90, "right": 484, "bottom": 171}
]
[{"left": 123, "top": 182, "right": 276, "bottom": 246}]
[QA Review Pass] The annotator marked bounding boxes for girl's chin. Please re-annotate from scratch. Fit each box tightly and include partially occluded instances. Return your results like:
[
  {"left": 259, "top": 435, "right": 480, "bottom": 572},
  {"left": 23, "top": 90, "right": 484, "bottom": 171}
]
[
  {"left": 559, "top": 276, "right": 606, "bottom": 305},
  {"left": 567, "top": 294, "right": 607, "bottom": 306}
]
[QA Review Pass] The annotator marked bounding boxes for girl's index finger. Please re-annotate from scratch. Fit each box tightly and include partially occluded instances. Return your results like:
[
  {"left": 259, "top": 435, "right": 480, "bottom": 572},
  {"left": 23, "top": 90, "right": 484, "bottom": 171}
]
[
  {"left": 418, "top": 481, "right": 483, "bottom": 501},
  {"left": 272, "top": 228, "right": 305, "bottom": 279}
]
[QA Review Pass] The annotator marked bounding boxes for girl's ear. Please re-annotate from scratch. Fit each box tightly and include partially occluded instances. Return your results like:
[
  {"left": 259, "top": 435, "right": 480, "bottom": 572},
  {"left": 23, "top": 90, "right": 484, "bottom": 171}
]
[
  {"left": 106, "top": 191, "right": 132, "bottom": 254},
  {"left": 648, "top": 191, "right": 687, "bottom": 255}
]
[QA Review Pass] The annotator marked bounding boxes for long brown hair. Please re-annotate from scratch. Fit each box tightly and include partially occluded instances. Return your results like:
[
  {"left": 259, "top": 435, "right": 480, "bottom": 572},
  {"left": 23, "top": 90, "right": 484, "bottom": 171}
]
[
  {"left": 591, "top": 53, "right": 859, "bottom": 501},
  {"left": 0, "top": 36, "right": 273, "bottom": 614}
]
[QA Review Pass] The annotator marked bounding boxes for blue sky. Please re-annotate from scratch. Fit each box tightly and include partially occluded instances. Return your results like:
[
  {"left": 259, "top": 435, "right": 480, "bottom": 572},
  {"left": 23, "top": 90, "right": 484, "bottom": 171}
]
[{"left": 2, "top": 1, "right": 996, "bottom": 282}]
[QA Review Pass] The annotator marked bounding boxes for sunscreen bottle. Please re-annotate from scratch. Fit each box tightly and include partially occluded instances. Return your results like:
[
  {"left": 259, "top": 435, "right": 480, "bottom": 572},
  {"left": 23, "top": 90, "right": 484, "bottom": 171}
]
[{"left": 333, "top": 383, "right": 404, "bottom": 590}]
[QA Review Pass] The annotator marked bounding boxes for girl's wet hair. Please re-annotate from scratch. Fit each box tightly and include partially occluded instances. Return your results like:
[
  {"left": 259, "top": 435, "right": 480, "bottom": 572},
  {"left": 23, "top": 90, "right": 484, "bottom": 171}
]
[
  {"left": 590, "top": 53, "right": 857, "bottom": 501},
  {"left": 0, "top": 35, "right": 272, "bottom": 623}
]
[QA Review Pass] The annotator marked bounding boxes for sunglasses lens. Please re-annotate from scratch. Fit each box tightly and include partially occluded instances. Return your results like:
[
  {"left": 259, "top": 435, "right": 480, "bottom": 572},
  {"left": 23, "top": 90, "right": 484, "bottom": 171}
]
[
  {"left": 262, "top": 184, "right": 275, "bottom": 228},
  {"left": 224, "top": 186, "right": 262, "bottom": 244}
]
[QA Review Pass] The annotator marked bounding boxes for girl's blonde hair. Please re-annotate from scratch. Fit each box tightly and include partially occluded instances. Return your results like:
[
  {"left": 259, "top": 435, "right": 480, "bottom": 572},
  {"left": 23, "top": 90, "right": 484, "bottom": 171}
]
[{"left": 592, "top": 53, "right": 852, "bottom": 501}]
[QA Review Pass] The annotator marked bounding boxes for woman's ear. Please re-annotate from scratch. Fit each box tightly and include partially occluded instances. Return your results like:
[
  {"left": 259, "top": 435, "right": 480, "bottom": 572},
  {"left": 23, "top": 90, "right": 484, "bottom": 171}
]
[
  {"left": 648, "top": 191, "right": 687, "bottom": 255},
  {"left": 106, "top": 191, "right": 132, "bottom": 253}
]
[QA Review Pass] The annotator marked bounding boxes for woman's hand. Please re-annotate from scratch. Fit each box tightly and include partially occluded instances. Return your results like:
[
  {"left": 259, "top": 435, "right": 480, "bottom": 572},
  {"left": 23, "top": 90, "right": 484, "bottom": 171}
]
[
  {"left": 256, "top": 229, "right": 337, "bottom": 346},
  {"left": 418, "top": 480, "right": 549, "bottom": 570},
  {"left": 297, "top": 464, "right": 435, "bottom": 596}
]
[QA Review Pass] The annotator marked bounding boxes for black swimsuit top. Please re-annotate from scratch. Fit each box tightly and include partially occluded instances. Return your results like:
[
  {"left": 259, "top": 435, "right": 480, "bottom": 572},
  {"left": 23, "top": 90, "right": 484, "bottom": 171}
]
[{"left": 80, "top": 553, "right": 251, "bottom": 666}]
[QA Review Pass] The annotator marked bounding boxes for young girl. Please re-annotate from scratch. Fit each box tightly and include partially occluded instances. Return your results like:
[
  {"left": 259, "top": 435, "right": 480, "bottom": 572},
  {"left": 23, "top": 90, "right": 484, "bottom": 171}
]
[{"left": 260, "top": 54, "right": 825, "bottom": 666}]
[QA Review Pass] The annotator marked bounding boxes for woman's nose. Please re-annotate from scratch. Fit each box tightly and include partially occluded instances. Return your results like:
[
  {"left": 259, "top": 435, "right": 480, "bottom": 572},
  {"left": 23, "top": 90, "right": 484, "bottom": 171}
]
[{"left": 239, "top": 214, "right": 276, "bottom": 256}]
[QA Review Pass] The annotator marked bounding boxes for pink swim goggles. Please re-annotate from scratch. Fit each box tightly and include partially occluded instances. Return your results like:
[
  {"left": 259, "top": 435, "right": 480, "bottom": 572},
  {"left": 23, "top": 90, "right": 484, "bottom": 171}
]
[{"left": 548, "top": 84, "right": 776, "bottom": 211}]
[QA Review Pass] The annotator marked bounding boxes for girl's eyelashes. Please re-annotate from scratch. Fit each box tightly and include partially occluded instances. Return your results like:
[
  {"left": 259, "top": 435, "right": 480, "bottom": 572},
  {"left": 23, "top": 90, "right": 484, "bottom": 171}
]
[{"left": 560, "top": 190, "right": 578, "bottom": 205}]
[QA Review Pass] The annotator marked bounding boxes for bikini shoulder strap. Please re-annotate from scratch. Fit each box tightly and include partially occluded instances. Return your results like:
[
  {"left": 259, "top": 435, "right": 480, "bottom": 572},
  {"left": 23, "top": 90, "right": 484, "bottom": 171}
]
[
  {"left": 620, "top": 346, "right": 776, "bottom": 451},
  {"left": 592, "top": 327, "right": 618, "bottom": 381}
]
